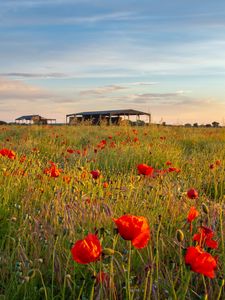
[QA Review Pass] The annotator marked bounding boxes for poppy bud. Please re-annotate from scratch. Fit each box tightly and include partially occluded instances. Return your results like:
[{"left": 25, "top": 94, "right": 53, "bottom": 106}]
[
  {"left": 202, "top": 203, "right": 209, "bottom": 214},
  {"left": 176, "top": 229, "right": 184, "bottom": 242},
  {"left": 65, "top": 274, "right": 72, "bottom": 280},
  {"left": 102, "top": 248, "right": 115, "bottom": 256}
]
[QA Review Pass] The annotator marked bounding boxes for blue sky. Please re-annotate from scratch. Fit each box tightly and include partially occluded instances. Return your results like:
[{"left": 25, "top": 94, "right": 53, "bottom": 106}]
[{"left": 0, "top": 0, "right": 225, "bottom": 124}]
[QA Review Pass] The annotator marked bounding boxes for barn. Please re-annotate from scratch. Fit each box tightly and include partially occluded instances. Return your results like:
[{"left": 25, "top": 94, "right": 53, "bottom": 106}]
[
  {"left": 66, "top": 109, "right": 151, "bottom": 125},
  {"left": 15, "top": 115, "right": 56, "bottom": 125}
]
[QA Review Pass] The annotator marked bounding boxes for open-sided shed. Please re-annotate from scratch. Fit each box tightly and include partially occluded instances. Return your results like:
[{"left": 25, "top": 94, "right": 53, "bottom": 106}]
[{"left": 66, "top": 109, "right": 151, "bottom": 125}]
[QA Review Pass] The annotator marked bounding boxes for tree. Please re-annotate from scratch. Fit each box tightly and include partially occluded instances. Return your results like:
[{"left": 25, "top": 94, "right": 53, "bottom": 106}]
[
  {"left": 0, "top": 121, "right": 7, "bottom": 125},
  {"left": 212, "top": 121, "right": 219, "bottom": 128}
]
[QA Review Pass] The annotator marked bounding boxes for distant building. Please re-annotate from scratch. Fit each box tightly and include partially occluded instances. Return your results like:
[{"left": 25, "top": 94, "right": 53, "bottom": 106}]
[
  {"left": 15, "top": 115, "right": 56, "bottom": 125},
  {"left": 66, "top": 109, "right": 151, "bottom": 125}
]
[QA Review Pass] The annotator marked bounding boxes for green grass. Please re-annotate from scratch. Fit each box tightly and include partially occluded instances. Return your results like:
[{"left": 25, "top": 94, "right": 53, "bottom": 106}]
[{"left": 0, "top": 125, "right": 225, "bottom": 299}]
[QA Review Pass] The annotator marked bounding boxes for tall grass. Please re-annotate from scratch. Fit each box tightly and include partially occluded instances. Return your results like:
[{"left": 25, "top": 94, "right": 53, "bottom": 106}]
[{"left": 0, "top": 125, "right": 225, "bottom": 299}]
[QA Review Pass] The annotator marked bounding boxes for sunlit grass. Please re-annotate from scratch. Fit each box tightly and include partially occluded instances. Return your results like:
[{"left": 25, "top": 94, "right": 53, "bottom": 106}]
[{"left": 0, "top": 125, "right": 225, "bottom": 299}]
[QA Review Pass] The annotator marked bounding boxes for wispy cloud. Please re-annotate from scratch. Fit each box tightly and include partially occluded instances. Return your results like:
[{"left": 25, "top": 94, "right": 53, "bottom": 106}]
[
  {"left": 79, "top": 85, "right": 126, "bottom": 96},
  {"left": 126, "top": 82, "right": 159, "bottom": 86},
  {"left": 0, "top": 77, "right": 50, "bottom": 101},
  {"left": 0, "top": 11, "right": 137, "bottom": 27},
  {"left": 0, "top": 72, "right": 67, "bottom": 79}
]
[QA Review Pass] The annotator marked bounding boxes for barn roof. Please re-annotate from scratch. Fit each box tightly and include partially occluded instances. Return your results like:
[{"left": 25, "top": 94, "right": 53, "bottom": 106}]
[
  {"left": 15, "top": 115, "right": 56, "bottom": 121},
  {"left": 66, "top": 109, "right": 150, "bottom": 117},
  {"left": 15, "top": 115, "right": 40, "bottom": 120}
]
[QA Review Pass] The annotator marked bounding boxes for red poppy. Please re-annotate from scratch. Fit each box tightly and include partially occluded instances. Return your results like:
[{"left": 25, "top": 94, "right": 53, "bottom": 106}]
[
  {"left": 168, "top": 167, "right": 180, "bottom": 173},
  {"left": 137, "top": 164, "right": 154, "bottom": 176},
  {"left": 187, "top": 188, "right": 198, "bottom": 199},
  {"left": 113, "top": 214, "right": 150, "bottom": 249},
  {"left": 67, "top": 148, "right": 75, "bottom": 154},
  {"left": 103, "top": 182, "right": 109, "bottom": 188},
  {"left": 110, "top": 141, "right": 116, "bottom": 148},
  {"left": 209, "top": 164, "right": 215, "bottom": 170},
  {"left": 63, "top": 175, "right": 71, "bottom": 184},
  {"left": 215, "top": 160, "right": 221, "bottom": 166},
  {"left": 193, "top": 226, "right": 218, "bottom": 249},
  {"left": 90, "top": 170, "right": 101, "bottom": 179},
  {"left": 0, "top": 148, "right": 16, "bottom": 160},
  {"left": 71, "top": 233, "right": 102, "bottom": 264},
  {"left": 187, "top": 207, "right": 199, "bottom": 223},
  {"left": 185, "top": 246, "right": 217, "bottom": 278},
  {"left": 19, "top": 155, "right": 26, "bottom": 163},
  {"left": 44, "top": 162, "right": 62, "bottom": 178},
  {"left": 166, "top": 161, "right": 172, "bottom": 166},
  {"left": 97, "top": 140, "right": 107, "bottom": 150}
]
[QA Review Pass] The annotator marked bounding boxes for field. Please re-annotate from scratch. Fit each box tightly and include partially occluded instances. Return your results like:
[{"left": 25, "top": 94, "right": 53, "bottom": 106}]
[{"left": 0, "top": 125, "right": 225, "bottom": 300}]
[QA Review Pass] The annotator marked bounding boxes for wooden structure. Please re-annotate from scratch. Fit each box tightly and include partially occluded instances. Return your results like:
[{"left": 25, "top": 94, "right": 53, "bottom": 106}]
[
  {"left": 15, "top": 115, "right": 56, "bottom": 125},
  {"left": 66, "top": 109, "right": 151, "bottom": 125}
]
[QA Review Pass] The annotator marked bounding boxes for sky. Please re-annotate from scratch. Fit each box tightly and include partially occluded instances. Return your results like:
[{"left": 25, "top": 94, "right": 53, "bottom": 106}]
[{"left": 0, "top": 0, "right": 225, "bottom": 124}]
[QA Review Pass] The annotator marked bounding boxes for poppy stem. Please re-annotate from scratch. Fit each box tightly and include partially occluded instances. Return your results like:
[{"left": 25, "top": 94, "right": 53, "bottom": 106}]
[
  {"left": 126, "top": 241, "right": 132, "bottom": 300},
  {"left": 216, "top": 279, "right": 224, "bottom": 300},
  {"left": 202, "top": 275, "right": 208, "bottom": 298}
]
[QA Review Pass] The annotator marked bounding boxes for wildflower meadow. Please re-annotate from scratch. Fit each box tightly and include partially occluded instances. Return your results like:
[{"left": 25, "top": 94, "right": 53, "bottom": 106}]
[{"left": 0, "top": 124, "right": 225, "bottom": 300}]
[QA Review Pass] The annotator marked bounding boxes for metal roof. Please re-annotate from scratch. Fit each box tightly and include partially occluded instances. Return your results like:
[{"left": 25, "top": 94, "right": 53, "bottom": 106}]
[
  {"left": 15, "top": 115, "right": 56, "bottom": 121},
  {"left": 66, "top": 109, "right": 150, "bottom": 117},
  {"left": 15, "top": 115, "right": 40, "bottom": 120}
]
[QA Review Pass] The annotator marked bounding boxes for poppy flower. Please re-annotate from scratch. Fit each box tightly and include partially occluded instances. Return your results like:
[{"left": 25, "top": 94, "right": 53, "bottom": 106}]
[
  {"left": 137, "top": 164, "right": 154, "bottom": 176},
  {"left": 113, "top": 214, "right": 150, "bottom": 249},
  {"left": 185, "top": 246, "right": 217, "bottom": 278},
  {"left": 187, "top": 188, "right": 198, "bottom": 199},
  {"left": 44, "top": 162, "right": 62, "bottom": 178},
  {"left": 90, "top": 170, "right": 101, "bottom": 179},
  {"left": 63, "top": 175, "right": 71, "bottom": 184},
  {"left": 0, "top": 148, "right": 16, "bottom": 160},
  {"left": 215, "top": 160, "right": 221, "bottom": 166},
  {"left": 110, "top": 142, "right": 116, "bottom": 148},
  {"left": 193, "top": 226, "right": 218, "bottom": 249},
  {"left": 67, "top": 148, "right": 75, "bottom": 154},
  {"left": 19, "top": 155, "right": 26, "bottom": 163},
  {"left": 71, "top": 233, "right": 102, "bottom": 264},
  {"left": 209, "top": 164, "right": 215, "bottom": 170},
  {"left": 103, "top": 182, "right": 109, "bottom": 188},
  {"left": 187, "top": 207, "right": 199, "bottom": 223},
  {"left": 168, "top": 167, "right": 181, "bottom": 173}
]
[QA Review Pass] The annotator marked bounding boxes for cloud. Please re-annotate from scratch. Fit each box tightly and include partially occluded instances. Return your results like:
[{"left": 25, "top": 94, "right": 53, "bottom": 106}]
[
  {"left": 105, "top": 91, "right": 191, "bottom": 104},
  {"left": 79, "top": 85, "right": 127, "bottom": 96},
  {"left": 0, "top": 77, "right": 51, "bottom": 101},
  {"left": 126, "top": 82, "right": 159, "bottom": 86},
  {"left": 0, "top": 11, "right": 137, "bottom": 27},
  {"left": 0, "top": 72, "right": 67, "bottom": 79}
]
